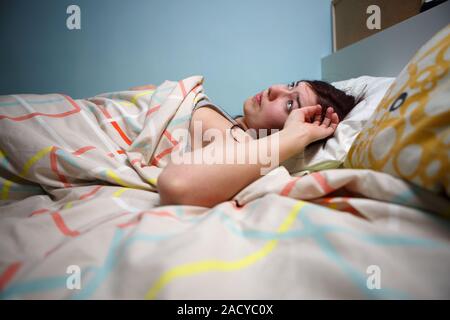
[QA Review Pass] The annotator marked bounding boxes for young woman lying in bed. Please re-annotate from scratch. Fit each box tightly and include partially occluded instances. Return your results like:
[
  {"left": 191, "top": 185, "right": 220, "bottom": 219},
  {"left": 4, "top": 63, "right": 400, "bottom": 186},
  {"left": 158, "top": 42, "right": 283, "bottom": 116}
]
[{"left": 131, "top": 81, "right": 358, "bottom": 207}]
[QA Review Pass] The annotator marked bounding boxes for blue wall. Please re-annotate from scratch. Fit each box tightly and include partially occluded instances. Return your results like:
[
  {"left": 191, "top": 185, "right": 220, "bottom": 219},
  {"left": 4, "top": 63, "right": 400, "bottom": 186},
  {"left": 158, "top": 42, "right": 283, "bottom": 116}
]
[{"left": 0, "top": 0, "right": 331, "bottom": 115}]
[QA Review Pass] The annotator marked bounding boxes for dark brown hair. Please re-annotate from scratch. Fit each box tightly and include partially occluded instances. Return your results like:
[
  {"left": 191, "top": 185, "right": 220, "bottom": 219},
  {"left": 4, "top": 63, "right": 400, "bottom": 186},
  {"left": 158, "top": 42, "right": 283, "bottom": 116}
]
[{"left": 301, "top": 80, "right": 362, "bottom": 121}]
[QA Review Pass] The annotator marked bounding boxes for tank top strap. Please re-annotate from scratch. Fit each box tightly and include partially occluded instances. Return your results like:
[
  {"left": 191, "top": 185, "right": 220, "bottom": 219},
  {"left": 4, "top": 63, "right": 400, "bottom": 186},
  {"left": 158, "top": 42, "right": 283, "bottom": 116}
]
[{"left": 194, "top": 98, "right": 239, "bottom": 126}]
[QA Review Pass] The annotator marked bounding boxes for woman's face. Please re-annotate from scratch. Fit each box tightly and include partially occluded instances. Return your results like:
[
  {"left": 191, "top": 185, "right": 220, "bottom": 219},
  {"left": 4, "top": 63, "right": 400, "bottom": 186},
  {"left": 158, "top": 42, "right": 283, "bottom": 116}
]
[{"left": 243, "top": 81, "right": 318, "bottom": 130}]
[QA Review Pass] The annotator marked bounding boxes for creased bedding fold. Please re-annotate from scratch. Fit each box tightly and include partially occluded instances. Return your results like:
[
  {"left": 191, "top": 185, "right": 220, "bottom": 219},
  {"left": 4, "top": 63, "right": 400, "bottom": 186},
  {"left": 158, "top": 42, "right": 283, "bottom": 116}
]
[{"left": 0, "top": 76, "right": 205, "bottom": 202}]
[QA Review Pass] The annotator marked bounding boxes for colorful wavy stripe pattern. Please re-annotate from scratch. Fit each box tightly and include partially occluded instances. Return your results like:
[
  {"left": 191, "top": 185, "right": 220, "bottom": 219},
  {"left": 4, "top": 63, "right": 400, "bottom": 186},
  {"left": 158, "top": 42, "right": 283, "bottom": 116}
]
[{"left": 1, "top": 76, "right": 449, "bottom": 299}]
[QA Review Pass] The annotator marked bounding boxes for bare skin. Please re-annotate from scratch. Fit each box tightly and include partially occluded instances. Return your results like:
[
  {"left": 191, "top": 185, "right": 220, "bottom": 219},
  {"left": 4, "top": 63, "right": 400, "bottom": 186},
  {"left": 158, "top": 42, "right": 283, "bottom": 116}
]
[{"left": 131, "top": 82, "right": 339, "bottom": 207}]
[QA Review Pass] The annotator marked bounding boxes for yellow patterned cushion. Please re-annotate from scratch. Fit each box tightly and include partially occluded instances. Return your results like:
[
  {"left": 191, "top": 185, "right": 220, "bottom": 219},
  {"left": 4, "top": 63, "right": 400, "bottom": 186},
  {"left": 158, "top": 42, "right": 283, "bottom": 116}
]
[{"left": 345, "top": 25, "right": 450, "bottom": 196}]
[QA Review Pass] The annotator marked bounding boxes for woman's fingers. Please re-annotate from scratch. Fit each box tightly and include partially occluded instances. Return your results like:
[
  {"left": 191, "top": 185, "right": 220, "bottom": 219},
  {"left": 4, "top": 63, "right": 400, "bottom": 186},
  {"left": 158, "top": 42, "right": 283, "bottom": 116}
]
[
  {"left": 321, "top": 107, "right": 333, "bottom": 127},
  {"left": 312, "top": 105, "right": 322, "bottom": 124},
  {"left": 293, "top": 105, "right": 315, "bottom": 123},
  {"left": 300, "top": 104, "right": 322, "bottom": 123},
  {"left": 302, "top": 104, "right": 320, "bottom": 114},
  {"left": 330, "top": 113, "right": 339, "bottom": 130},
  {"left": 304, "top": 107, "right": 340, "bottom": 142}
]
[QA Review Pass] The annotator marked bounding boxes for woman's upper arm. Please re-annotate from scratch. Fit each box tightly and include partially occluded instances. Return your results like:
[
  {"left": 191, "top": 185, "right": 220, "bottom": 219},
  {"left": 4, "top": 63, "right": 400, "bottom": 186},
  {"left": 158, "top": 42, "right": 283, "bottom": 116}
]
[{"left": 160, "top": 108, "right": 255, "bottom": 206}]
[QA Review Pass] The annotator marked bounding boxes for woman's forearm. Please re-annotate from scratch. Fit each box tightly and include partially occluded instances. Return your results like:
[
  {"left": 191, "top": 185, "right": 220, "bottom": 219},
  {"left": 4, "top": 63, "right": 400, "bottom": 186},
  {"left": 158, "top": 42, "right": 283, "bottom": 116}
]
[{"left": 157, "top": 128, "right": 309, "bottom": 207}]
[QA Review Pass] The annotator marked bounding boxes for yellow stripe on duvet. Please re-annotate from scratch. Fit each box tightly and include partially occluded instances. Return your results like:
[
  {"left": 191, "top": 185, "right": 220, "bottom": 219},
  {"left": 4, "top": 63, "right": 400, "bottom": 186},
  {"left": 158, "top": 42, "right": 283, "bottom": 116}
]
[
  {"left": 144, "top": 200, "right": 306, "bottom": 300},
  {"left": 22, "top": 146, "right": 53, "bottom": 176},
  {"left": 147, "top": 178, "right": 157, "bottom": 186},
  {"left": 1, "top": 147, "right": 53, "bottom": 200},
  {"left": 105, "top": 169, "right": 148, "bottom": 190},
  {"left": 131, "top": 90, "right": 154, "bottom": 105}
]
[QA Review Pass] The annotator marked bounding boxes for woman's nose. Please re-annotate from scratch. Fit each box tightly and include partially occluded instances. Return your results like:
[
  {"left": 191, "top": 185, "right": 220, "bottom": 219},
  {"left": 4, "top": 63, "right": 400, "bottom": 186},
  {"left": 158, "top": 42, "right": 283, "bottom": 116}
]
[{"left": 268, "top": 86, "right": 287, "bottom": 101}]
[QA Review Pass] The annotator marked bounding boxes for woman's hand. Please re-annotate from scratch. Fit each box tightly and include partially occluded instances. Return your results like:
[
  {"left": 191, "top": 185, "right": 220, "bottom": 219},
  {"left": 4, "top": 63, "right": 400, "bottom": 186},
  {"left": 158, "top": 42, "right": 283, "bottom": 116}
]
[
  {"left": 129, "top": 84, "right": 157, "bottom": 91},
  {"left": 283, "top": 105, "right": 339, "bottom": 145}
]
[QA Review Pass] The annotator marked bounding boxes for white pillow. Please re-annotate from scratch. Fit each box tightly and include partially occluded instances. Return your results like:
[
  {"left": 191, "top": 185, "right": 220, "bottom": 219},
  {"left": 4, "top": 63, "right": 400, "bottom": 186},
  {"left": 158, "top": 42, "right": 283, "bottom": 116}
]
[{"left": 282, "top": 76, "right": 395, "bottom": 174}]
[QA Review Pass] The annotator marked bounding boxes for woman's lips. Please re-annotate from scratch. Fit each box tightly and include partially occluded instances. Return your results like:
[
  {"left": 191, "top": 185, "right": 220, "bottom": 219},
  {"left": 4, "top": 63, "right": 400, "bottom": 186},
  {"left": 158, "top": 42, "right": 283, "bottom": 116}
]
[{"left": 253, "top": 92, "right": 262, "bottom": 106}]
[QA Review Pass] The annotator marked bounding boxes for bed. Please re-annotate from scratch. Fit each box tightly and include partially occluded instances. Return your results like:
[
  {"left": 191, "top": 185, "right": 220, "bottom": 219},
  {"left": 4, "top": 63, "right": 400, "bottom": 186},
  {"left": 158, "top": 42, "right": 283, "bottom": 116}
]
[{"left": 0, "top": 11, "right": 449, "bottom": 299}]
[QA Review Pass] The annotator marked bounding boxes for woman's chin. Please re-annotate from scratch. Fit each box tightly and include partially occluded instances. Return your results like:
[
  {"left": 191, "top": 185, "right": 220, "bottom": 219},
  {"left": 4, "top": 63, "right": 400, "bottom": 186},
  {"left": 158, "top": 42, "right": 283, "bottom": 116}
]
[{"left": 243, "top": 99, "right": 256, "bottom": 115}]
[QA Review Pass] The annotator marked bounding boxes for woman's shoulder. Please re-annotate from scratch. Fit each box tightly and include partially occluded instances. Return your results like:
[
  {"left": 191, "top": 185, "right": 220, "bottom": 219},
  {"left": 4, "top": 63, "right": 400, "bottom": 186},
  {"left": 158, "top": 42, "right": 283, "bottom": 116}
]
[
  {"left": 191, "top": 99, "right": 239, "bottom": 129},
  {"left": 193, "top": 100, "right": 239, "bottom": 124},
  {"left": 190, "top": 103, "right": 234, "bottom": 134},
  {"left": 190, "top": 101, "right": 253, "bottom": 146}
]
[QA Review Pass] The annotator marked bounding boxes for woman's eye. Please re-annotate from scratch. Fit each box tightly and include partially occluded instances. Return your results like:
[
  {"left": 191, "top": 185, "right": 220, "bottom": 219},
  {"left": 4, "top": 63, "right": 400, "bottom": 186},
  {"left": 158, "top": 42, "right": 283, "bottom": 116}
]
[
  {"left": 286, "top": 100, "right": 294, "bottom": 113},
  {"left": 287, "top": 81, "right": 295, "bottom": 89}
]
